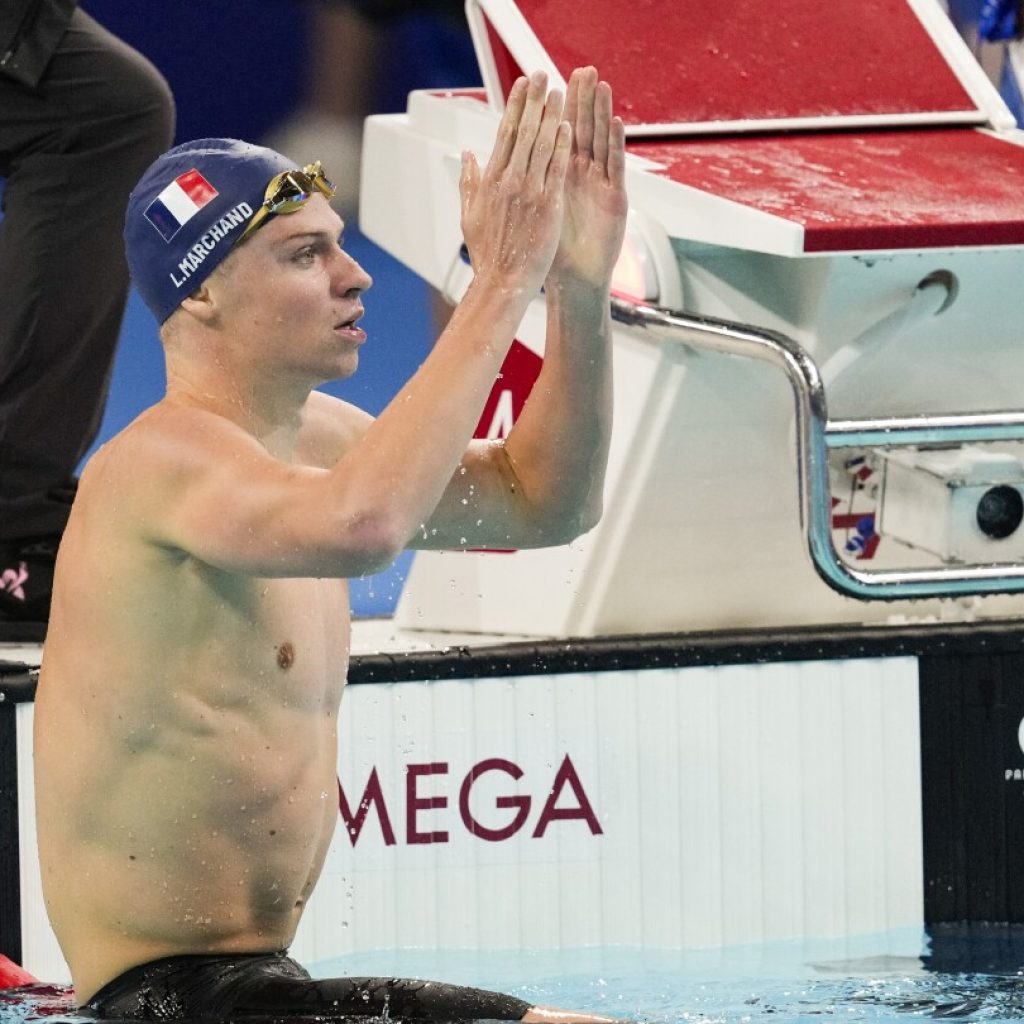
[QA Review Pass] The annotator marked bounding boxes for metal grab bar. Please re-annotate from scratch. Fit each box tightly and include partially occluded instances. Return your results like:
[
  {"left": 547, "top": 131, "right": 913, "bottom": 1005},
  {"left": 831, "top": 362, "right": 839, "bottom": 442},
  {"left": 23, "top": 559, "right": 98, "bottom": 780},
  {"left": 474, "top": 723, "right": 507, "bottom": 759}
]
[
  {"left": 609, "top": 296, "right": 1024, "bottom": 600},
  {"left": 826, "top": 413, "right": 1024, "bottom": 449}
]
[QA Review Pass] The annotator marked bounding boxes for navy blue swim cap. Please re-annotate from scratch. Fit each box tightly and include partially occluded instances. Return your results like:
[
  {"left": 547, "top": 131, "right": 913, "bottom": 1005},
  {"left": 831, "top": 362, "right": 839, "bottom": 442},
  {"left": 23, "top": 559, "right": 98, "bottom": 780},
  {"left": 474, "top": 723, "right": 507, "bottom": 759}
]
[{"left": 124, "top": 138, "right": 294, "bottom": 324}]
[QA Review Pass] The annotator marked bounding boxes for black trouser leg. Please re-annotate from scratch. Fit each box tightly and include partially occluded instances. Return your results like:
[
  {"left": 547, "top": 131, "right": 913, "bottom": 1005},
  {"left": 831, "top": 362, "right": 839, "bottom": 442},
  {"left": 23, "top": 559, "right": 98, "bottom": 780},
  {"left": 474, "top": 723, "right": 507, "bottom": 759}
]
[{"left": 0, "top": 9, "right": 174, "bottom": 541}]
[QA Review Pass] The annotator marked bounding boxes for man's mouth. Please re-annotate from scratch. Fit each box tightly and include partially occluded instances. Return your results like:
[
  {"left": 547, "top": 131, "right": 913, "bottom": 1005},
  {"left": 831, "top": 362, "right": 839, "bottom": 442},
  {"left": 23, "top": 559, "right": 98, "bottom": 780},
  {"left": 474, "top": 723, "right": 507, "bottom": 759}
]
[{"left": 335, "top": 308, "right": 366, "bottom": 339}]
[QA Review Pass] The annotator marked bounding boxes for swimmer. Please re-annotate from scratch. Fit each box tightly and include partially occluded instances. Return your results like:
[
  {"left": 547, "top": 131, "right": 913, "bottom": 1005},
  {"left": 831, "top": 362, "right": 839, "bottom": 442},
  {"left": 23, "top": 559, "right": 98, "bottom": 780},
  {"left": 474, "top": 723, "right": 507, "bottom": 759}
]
[{"left": 33, "top": 67, "right": 627, "bottom": 1021}]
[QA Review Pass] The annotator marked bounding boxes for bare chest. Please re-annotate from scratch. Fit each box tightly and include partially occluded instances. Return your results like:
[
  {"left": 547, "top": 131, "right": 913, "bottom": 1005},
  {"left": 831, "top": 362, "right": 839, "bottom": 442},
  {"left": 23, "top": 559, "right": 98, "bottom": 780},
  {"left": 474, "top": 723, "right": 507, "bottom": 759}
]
[{"left": 178, "top": 573, "right": 351, "bottom": 712}]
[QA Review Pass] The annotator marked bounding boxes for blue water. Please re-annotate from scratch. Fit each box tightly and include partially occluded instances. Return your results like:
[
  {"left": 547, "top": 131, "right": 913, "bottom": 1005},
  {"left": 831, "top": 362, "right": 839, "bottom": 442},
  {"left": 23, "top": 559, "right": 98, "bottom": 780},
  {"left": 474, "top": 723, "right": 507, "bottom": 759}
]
[{"left": 7, "top": 927, "right": 1024, "bottom": 1023}]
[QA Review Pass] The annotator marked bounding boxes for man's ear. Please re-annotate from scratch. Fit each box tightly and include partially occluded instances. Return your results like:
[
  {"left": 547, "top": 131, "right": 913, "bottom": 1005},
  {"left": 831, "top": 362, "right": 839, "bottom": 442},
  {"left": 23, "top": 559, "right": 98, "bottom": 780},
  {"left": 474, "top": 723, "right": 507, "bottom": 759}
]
[{"left": 178, "top": 281, "right": 218, "bottom": 323}]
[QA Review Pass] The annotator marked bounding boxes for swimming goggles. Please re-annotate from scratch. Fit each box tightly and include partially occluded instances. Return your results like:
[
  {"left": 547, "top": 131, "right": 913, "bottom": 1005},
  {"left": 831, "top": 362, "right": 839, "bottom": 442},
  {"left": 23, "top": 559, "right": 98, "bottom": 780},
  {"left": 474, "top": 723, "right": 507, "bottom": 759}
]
[{"left": 238, "top": 161, "right": 336, "bottom": 243}]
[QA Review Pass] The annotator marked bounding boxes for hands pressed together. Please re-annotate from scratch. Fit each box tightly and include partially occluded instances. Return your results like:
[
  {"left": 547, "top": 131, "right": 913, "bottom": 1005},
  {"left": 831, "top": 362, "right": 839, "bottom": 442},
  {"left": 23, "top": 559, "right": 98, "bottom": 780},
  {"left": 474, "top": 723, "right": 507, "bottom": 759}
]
[{"left": 459, "top": 66, "right": 628, "bottom": 298}]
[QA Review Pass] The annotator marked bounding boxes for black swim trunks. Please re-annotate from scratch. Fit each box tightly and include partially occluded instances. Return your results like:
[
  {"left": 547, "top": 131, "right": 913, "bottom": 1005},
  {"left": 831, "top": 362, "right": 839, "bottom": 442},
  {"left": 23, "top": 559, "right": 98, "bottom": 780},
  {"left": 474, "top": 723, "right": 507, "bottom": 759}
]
[{"left": 83, "top": 951, "right": 532, "bottom": 1021}]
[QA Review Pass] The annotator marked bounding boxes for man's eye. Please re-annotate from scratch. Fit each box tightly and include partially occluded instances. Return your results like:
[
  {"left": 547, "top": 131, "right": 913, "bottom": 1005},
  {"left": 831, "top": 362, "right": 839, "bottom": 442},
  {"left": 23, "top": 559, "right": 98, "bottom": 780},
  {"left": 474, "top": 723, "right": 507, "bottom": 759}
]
[{"left": 294, "top": 247, "right": 316, "bottom": 262}]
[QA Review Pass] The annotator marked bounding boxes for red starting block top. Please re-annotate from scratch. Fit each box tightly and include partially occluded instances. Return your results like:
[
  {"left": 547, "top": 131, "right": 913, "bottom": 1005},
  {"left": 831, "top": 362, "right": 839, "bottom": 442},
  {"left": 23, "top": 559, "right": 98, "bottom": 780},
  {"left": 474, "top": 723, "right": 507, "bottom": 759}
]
[
  {"left": 629, "top": 127, "right": 1024, "bottom": 251},
  {"left": 471, "top": 0, "right": 1007, "bottom": 134},
  {"left": 465, "top": 1, "right": 1022, "bottom": 251}
]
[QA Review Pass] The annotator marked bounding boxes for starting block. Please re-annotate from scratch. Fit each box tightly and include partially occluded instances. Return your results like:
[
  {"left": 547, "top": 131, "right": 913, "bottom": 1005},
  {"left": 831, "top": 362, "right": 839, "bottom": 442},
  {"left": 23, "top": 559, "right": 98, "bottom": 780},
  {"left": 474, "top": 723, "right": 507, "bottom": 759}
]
[{"left": 361, "top": 0, "right": 1024, "bottom": 635}]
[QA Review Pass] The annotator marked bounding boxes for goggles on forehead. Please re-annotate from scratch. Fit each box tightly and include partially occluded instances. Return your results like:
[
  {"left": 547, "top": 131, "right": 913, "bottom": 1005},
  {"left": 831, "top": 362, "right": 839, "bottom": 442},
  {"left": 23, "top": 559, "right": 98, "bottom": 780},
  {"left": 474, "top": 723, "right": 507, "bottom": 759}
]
[{"left": 238, "top": 160, "right": 336, "bottom": 243}]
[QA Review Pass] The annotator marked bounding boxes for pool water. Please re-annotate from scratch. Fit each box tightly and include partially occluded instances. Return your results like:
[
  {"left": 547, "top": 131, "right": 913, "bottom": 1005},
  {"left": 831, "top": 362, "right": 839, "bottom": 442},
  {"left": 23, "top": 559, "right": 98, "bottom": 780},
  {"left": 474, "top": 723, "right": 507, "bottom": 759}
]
[{"left": 5, "top": 926, "right": 1024, "bottom": 1024}]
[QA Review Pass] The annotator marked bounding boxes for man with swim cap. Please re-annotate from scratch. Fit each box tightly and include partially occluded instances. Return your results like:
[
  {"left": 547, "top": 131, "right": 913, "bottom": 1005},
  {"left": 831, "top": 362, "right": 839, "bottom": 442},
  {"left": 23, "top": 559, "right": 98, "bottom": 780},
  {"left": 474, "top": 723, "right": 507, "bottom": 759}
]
[{"left": 34, "top": 68, "right": 626, "bottom": 1021}]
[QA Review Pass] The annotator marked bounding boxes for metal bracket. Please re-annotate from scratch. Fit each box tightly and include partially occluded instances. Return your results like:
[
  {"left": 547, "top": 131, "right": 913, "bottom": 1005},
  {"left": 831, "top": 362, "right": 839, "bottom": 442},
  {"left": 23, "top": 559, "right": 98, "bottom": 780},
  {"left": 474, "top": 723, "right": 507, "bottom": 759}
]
[{"left": 610, "top": 295, "right": 1024, "bottom": 600}]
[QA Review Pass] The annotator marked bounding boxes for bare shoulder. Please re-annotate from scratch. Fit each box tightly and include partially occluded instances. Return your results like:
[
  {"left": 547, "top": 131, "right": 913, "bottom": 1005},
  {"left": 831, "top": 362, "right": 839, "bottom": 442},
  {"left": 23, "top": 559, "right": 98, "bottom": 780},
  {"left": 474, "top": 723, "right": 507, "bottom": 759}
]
[
  {"left": 77, "top": 401, "right": 270, "bottom": 535},
  {"left": 84, "top": 401, "right": 263, "bottom": 487},
  {"left": 71, "top": 393, "right": 375, "bottom": 575},
  {"left": 296, "top": 390, "right": 374, "bottom": 469}
]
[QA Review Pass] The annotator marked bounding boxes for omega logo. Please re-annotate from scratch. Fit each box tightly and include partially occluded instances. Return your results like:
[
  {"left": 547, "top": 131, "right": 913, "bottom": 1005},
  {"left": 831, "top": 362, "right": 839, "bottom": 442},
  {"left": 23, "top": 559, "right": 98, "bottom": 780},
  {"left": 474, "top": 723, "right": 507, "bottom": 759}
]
[{"left": 338, "top": 753, "right": 602, "bottom": 846}]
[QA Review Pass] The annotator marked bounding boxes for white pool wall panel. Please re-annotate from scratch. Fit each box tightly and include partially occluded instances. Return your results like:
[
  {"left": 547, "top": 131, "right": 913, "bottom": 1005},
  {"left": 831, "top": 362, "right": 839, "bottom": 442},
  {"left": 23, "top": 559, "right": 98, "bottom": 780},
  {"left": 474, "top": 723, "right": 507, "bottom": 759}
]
[
  {"left": 17, "top": 657, "right": 921, "bottom": 983},
  {"left": 294, "top": 658, "right": 922, "bottom": 959}
]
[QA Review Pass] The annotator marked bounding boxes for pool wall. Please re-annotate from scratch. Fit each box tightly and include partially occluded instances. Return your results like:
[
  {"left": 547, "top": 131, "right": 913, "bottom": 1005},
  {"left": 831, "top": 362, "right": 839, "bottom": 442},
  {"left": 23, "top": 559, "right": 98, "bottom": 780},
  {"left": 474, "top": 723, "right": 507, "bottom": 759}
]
[
  {"left": 7, "top": 632, "right": 924, "bottom": 985},
  {"left": 297, "top": 656, "right": 922, "bottom": 961},
  {"left": 6, "top": 622, "right": 1024, "bottom": 987}
]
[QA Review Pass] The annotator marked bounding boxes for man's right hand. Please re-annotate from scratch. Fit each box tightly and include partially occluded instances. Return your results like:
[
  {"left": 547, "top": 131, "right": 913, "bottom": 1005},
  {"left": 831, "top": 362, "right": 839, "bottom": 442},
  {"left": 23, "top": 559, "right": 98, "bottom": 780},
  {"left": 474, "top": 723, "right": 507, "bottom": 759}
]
[{"left": 459, "top": 71, "right": 571, "bottom": 297}]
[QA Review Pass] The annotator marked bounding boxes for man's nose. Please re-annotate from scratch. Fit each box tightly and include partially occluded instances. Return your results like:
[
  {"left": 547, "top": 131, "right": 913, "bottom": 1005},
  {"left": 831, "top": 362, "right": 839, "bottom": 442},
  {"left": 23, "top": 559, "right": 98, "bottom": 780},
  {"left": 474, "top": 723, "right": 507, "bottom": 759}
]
[{"left": 334, "top": 251, "right": 373, "bottom": 295}]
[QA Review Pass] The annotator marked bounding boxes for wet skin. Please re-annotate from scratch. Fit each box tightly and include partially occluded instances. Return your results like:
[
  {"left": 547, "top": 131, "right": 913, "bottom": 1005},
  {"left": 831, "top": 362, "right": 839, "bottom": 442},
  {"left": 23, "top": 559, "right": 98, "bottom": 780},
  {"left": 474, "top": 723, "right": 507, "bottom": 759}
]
[
  {"left": 35, "top": 67, "right": 626, "bottom": 1020},
  {"left": 35, "top": 421, "right": 355, "bottom": 1002}
]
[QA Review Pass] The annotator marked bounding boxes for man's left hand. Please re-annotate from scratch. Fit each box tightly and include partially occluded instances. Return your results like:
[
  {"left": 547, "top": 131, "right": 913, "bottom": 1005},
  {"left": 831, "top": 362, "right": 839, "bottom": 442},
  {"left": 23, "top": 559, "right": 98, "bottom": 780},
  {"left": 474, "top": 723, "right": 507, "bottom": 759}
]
[{"left": 548, "top": 66, "right": 628, "bottom": 291}]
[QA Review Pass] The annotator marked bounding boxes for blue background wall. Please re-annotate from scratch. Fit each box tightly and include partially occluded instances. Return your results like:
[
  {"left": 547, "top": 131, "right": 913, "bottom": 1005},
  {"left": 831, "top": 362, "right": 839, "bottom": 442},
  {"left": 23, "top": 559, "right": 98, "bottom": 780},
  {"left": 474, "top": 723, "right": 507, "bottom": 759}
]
[{"left": 72, "top": 2, "right": 481, "bottom": 615}]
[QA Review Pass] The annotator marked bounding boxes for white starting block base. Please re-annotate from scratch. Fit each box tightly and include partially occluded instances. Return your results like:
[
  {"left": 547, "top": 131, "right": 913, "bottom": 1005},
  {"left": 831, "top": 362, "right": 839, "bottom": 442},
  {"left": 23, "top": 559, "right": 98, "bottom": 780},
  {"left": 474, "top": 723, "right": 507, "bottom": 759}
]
[{"left": 362, "top": 75, "right": 1024, "bottom": 636}]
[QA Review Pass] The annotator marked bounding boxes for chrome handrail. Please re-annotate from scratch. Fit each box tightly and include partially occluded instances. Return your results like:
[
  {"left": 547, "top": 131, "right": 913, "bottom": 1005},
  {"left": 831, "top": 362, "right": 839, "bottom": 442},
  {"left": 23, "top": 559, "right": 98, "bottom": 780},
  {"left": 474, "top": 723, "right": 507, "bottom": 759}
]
[{"left": 609, "top": 296, "right": 1024, "bottom": 600}]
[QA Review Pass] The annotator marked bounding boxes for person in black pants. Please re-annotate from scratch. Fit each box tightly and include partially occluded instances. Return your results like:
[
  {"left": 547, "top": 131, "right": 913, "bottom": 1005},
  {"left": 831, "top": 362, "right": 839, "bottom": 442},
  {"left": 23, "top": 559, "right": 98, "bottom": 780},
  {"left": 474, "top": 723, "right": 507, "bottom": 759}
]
[{"left": 0, "top": 1, "right": 174, "bottom": 640}]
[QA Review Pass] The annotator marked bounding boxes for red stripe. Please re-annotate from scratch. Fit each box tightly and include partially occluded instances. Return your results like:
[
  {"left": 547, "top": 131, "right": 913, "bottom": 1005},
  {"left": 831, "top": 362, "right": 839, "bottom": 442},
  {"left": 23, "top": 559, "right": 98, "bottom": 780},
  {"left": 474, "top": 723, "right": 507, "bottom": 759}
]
[
  {"left": 176, "top": 169, "right": 218, "bottom": 207},
  {"left": 861, "top": 534, "right": 881, "bottom": 559},
  {"left": 832, "top": 513, "right": 867, "bottom": 529}
]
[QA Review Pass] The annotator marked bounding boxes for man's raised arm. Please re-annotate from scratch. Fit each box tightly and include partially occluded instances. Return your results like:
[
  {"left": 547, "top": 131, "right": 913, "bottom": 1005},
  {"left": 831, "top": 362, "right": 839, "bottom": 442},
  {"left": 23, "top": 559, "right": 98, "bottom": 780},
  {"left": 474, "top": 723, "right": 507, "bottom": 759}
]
[
  {"left": 145, "top": 71, "right": 580, "bottom": 583},
  {"left": 416, "top": 67, "right": 628, "bottom": 551}
]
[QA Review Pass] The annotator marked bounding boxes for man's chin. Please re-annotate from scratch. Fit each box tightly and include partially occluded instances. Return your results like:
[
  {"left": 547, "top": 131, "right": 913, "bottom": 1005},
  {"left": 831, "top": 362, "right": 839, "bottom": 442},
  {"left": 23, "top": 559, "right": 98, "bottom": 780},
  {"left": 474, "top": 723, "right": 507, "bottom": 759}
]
[
  {"left": 301, "top": 353, "right": 358, "bottom": 389},
  {"left": 336, "top": 352, "right": 359, "bottom": 378}
]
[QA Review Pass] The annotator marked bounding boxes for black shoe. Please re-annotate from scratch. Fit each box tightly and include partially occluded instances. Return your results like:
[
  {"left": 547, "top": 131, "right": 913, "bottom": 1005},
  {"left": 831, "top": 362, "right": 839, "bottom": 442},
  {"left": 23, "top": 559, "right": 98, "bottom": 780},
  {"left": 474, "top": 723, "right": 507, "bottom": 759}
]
[{"left": 0, "top": 533, "right": 60, "bottom": 642}]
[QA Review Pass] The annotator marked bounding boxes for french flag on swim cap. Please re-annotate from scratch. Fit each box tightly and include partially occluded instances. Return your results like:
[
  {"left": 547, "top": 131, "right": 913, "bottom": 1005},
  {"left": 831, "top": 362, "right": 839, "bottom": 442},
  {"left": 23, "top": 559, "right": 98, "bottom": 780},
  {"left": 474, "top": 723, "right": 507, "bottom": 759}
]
[{"left": 143, "top": 169, "right": 219, "bottom": 242}]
